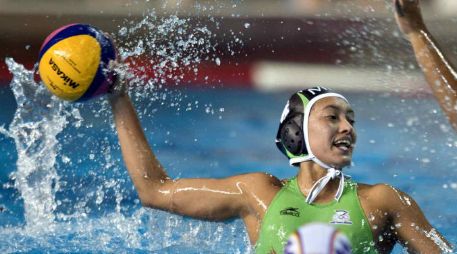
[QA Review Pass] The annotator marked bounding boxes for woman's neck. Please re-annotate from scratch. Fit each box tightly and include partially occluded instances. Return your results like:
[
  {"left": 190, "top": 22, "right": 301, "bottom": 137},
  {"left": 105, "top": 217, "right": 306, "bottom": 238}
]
[{"left": 296, "top": 161, "right": 340, "bottom": 200}]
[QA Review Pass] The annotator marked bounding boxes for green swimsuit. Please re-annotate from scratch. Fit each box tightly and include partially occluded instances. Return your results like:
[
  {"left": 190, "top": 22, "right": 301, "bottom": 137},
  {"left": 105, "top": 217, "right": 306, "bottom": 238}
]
[{"left": 256, "top": 177, "right": 377, "bottom": 253}]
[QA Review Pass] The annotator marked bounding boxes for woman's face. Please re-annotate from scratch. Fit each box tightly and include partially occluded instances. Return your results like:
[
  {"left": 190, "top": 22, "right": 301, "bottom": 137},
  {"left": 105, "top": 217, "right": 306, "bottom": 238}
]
[{"left": 307, "top": 97, "right": 356, "bottom": 168}]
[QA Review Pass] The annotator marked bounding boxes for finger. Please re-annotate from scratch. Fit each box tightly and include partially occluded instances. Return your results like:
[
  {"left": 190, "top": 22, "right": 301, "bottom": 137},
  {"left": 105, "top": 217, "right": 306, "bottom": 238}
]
[{"left": 394, "top": 0, "right": 405, "bottom": 17}]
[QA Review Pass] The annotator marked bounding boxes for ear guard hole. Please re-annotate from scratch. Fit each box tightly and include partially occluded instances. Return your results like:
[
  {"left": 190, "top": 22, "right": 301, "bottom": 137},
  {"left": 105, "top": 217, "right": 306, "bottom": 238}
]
[{"left": 280, "top": 114, "right": 304, "bottom": 155}]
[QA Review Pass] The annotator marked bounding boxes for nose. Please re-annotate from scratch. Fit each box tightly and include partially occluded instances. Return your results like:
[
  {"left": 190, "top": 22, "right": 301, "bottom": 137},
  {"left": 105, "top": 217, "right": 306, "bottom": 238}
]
[{"left": 339, "top": 117, "right": 354, "bottom": 135}]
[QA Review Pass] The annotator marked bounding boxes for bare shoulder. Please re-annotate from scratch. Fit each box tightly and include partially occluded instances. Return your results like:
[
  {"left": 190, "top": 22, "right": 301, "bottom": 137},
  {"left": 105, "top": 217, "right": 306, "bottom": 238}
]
[
  {"left": 357, "top": 182, "right": 415, "bottom": 211},
  {"left": 233, "top": 172, "right": 283, "bottom": 192},
  {"left": 235, "top": 172, "right": 283, "bottom": 205},
  {"left": 229, "top": 172, "right": 283, "bottom": 218},
  {"left": 358, "top": 182, "right": 397, "bottom": 196}
]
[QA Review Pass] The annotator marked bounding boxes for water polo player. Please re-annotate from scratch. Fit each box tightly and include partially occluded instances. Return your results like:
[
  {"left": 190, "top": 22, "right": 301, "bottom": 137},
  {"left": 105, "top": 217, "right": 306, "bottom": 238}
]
[
  {"left": 394, "top": 0, "right": 457, "bottom": 131},
  {"left": 109, "top": 84, "right": 451, "bottom": 253}
]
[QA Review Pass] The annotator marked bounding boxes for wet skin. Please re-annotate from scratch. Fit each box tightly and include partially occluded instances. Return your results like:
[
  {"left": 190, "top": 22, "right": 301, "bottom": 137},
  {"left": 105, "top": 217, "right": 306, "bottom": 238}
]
[
  {"left": 110, "top": 92, "right": 451, "bottom": 253},
  {"left": 394, "top": 0, "right": 457, "bottom": 131},
  {"left": 307, "top": 97, "right": 356, "bottom": 169},
  {"left": 107, "top": 1, "right": 455, "bottom": 252}
]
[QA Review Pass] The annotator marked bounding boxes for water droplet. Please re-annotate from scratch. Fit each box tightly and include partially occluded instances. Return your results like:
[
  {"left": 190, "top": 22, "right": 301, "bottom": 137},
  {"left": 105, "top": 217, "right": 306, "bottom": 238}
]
[
  {"left": 421, "top": 158, "right": 430, "bottom": 164},
  {"left": 119, "top": 27, "right": 128, "bottom": 37},
  {"left": 61, "top": 155, "right": 71, "bottom": 164}
]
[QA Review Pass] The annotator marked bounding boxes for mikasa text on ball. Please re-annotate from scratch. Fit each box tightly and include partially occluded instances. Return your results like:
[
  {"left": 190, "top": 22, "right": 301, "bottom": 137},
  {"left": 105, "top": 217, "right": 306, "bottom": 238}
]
[{"left": 38, "top": 23, "right": 116, "bottom": 102}]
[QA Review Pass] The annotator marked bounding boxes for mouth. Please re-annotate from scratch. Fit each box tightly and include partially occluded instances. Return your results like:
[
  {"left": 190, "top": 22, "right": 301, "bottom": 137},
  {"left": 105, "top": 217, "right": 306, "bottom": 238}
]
[{"left": 333, "top": 136, "right": 354, "bottom": 153}]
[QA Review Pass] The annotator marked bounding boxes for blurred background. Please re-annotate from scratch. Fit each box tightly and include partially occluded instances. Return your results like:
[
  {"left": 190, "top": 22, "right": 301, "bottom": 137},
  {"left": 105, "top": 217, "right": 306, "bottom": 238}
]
[
  {"left": 1, "top": 0, "right": 457, "bottom": 91},
  {"left": 2, "top": 1, "right": 457, "bottom": 253}
]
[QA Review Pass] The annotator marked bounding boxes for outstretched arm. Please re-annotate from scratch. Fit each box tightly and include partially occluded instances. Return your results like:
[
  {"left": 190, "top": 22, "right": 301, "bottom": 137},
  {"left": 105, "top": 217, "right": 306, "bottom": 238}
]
[
  {"left": 109, "top": 89, "right": 280, "bottom": 222},
  {"left": 394, "top": 0, "right": 457, "bottom": 130}
]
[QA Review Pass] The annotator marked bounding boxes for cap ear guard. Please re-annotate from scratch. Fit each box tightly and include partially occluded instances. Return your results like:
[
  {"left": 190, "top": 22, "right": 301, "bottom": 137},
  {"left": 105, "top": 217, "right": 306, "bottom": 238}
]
[
  {"left": 275, "top": 92, "right": 309, "bottom": 166},
  {"left": 276, "top": 112, "right": 310, "bottom": 167},
  {"left": 278, "top": 113, "right": 305, "bottom": 155}
]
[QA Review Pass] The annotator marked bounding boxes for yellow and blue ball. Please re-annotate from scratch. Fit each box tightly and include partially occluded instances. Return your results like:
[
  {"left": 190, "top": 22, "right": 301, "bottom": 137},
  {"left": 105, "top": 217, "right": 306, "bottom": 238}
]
[{"left": 38, "top": 23, "right": 117, "bottom": 102}]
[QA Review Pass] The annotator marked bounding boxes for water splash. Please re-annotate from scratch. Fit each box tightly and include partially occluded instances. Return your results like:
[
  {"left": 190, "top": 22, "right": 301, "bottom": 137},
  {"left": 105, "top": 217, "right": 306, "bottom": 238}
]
[
  {"left": 0, "top": 58, "right": 72, "bottom": 231},
  {"left": 0, "top": 3, "right": 251, "bottom": 252},
  {"left": 422, "top": 228, "right": 453, "bottom": 253},
  {"left": 113, "top": 10, "right": 222, "bottom": 114}
]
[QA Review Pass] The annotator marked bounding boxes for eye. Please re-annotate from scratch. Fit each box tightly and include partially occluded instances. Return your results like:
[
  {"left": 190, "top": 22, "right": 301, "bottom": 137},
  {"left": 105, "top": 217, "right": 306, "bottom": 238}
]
[
  {"left": 346, "top": 116, "right": 355, "bottom": 125},
  {"left": 326, "top": 115, "right": 337, "bottom": 120}
]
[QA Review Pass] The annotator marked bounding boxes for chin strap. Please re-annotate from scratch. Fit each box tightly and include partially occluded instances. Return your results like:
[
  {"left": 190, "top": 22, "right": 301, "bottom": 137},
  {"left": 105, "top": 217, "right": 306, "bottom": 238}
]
[{"left": 305, "top": 168, "right": 345, "bottom": 204}]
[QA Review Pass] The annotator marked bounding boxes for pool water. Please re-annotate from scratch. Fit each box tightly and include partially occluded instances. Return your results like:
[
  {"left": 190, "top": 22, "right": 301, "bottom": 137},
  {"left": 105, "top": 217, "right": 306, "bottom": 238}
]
[{"left": 1, "top": 64, "right": 457, "bottom": 253}]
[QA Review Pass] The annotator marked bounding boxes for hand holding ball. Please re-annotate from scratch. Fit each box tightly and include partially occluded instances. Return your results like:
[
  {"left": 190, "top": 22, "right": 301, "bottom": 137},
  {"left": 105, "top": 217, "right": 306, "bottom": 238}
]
[{"left": 38, "top": 24, "right": 117, "bottom": 102}]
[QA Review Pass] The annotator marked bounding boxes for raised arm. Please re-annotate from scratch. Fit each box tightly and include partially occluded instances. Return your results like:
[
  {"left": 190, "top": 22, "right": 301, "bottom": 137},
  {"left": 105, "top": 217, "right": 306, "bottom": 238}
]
[
  {"left": 394, "top": 0, "right": 457, "bottom": 130},
  {"left": 108, "top": 89, "right": 281, "bottom": 224}
]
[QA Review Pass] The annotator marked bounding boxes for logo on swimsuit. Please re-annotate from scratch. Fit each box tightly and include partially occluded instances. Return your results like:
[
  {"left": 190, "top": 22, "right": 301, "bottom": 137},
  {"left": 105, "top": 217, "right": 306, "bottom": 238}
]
[
  {"left": 330, "top": 209, "right": 353, "bottom": 225},
  {"left": 280, "top": 207, "right": 300, "bottom": 217}
]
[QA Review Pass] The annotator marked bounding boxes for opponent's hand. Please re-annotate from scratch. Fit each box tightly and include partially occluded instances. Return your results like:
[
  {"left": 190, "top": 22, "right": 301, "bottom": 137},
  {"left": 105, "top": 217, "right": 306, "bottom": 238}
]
[{"left": 393, "top": 0, "right": 426, "bottom": 36}]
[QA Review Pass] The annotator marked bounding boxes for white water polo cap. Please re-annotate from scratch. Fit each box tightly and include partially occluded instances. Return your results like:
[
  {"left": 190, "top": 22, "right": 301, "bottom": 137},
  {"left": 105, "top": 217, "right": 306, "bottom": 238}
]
[{"left": 275, "top": 87, "right": 350, "bottom": 203}]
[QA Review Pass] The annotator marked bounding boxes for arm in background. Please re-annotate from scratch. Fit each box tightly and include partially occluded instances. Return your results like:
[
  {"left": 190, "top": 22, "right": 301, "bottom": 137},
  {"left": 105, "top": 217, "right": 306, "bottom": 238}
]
[{"left": 394, "top": 0, "right": 457, "bottom": 130}]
